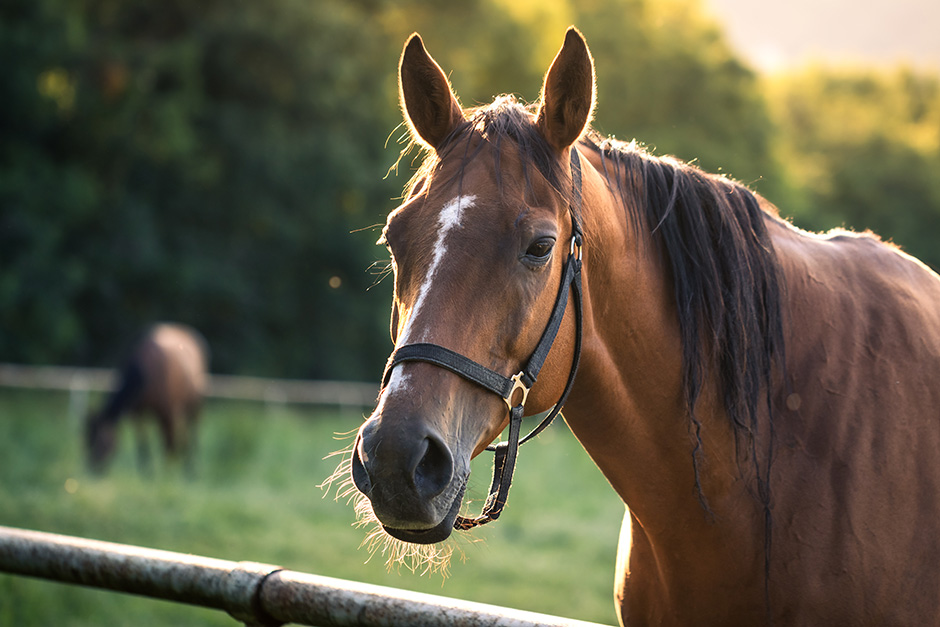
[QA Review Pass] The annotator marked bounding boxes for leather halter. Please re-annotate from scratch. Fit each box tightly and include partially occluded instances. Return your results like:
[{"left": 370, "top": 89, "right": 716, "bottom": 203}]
[{"left": 380, "top": 149, "right": 584, "bottom": 530}]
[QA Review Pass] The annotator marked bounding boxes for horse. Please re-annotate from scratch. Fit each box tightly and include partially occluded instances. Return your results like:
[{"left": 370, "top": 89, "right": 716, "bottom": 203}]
[
  {"left": 85, "top": 323, "right": 208, "bottom": 475},
  {"left": 345, "top": 27, "right": 940, "bottom": 625}
]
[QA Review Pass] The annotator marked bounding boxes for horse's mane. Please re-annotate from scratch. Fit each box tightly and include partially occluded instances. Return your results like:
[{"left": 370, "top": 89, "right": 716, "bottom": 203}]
[
  {"left": 582, "top": 131, "right": 786, "bottom": 510},
  {"left": 406, "top": 96, "right": 786, "bottom": 505}
]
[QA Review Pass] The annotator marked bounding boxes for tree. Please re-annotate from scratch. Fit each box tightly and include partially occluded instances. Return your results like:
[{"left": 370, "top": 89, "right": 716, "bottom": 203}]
[
  {"left": 0, "top": 0, "right": 399, "bottom": 378},
  {"left": 768, "top": 67, "right": 940, "bottom": 270}
]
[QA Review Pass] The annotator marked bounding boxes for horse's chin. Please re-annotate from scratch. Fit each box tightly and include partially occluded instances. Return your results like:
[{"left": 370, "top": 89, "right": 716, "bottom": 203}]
[{"left": 380, "top": 484, "right": 465, "bottom": 545}]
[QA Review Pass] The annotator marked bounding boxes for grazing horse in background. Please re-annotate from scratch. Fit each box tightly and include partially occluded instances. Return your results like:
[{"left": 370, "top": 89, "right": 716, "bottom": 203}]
[
  {"left": 345, "top": 27, "right": 940, "bottom": 625},
  {"left": 86, "top": 323, "right": 208, "bottom": 475}
]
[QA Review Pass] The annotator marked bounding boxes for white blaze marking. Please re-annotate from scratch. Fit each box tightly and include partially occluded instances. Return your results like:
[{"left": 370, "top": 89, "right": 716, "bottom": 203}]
[
  {"left": 384, "top": 368, "right": 409, "bottom": 395},
  {"left": 382, "top": 194, "right": 477, "bottom": 397}
]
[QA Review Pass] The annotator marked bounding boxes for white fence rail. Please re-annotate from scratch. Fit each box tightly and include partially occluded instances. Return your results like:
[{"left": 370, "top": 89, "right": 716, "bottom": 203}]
[
  {"left": 0, "top": 363, "right": 378, "bottom": 409},
  {"left": 0, "top": 526, "right": 610, "bottom": 627}
]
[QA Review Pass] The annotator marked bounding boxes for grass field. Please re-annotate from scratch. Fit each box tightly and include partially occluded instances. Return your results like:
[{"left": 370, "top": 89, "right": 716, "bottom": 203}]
[{"left": 0, "top": 388, "right": 624, "bottom": 626}]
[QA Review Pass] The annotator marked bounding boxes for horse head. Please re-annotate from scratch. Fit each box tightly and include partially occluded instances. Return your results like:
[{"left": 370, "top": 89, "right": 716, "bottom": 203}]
[{"left": 350, "top": 29, "right": 595, "bottom": 545}]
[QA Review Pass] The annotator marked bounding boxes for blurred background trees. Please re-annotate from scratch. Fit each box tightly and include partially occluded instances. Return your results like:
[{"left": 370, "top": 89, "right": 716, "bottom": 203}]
[
  {"left": 2, "top": 0, "right": 938, "bottom": 379},
  {"left": 1, "top": 0, "right": 398, "bottom": 377},
  {"left": 768, "top": 68, "right": 940, "bottom": 269}
]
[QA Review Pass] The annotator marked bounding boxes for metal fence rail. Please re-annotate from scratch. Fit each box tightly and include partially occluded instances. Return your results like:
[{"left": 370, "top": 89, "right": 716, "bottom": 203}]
[
  {"left": 0, "top": 526, "right": 611, "bottom": 627},
  {"left": 0, "top": 363, "right": 377, "bottom": 409}
]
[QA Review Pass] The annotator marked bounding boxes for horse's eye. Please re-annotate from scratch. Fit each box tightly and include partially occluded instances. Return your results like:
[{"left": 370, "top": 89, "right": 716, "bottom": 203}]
[{"left": 525, "top": 237, "right": 555, "bottom": 261}]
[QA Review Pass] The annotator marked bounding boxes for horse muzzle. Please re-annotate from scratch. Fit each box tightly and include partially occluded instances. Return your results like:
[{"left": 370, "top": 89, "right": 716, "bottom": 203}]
[{"left": 351, "top": 417, "right": 468, "bottom": 544}]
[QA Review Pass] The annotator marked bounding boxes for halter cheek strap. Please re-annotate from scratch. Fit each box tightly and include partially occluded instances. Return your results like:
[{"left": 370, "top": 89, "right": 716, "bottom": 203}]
[{"left": 379, "top": 148, "right": 584, "bottom": 530}]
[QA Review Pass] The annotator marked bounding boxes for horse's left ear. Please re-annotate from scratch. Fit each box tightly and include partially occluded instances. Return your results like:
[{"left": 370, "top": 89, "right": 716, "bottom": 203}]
[{"left": 536, "top": 27, "right": 596, "bottom": 153}]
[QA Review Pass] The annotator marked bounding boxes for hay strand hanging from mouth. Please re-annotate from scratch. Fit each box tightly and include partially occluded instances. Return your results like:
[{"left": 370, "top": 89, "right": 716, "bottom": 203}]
[{"left": 320, "top": 438, "right": 480, "bottom": 577}]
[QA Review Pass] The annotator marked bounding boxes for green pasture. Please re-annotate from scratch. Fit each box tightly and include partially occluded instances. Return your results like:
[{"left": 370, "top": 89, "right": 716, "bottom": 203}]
[{"left": 0, "top": 388, "right": 624, "bottom": 626}]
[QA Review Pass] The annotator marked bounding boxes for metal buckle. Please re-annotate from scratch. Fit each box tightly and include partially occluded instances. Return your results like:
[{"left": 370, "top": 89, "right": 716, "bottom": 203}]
[
  {"left": 504, "top": 372, "right": 530, "bottom": 409},
  {"left": 570, "top": 234, "right": 583, "bottom": 261}
]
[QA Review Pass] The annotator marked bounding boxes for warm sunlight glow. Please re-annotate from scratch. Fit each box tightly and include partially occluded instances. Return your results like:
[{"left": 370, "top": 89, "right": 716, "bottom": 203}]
[
  {"left": 705, "top": 0, "right": 940, "bottom": 71},
  {"left": 489, "top": 0, "right": 573, "bottom": 63}
]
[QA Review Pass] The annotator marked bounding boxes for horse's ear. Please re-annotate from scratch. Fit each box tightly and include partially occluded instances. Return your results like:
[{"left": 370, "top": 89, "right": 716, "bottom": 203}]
[
  {"left": 399, "top": 33, "right": 465, "bottom": 151},
  {"left": 536, "top": 27, "right": 596, "bottom": 153}
]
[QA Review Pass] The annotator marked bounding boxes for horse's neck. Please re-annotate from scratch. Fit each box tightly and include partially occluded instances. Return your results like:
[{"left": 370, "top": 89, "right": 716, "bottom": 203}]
[
  {"left": 563, "top": 158, "right": 764, "bottom": 555},
  {"left": 565, "top": 263, "right": 746, "bottom": 530}
]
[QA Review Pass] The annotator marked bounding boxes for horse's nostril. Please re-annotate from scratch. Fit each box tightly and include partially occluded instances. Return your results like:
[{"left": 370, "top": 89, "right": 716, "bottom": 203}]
[
  {"left": 351, "top": 436, "right": 373, "bottom": 495},
  {"left": 413, "top": 434, "right": 454, "bottom": 500}
]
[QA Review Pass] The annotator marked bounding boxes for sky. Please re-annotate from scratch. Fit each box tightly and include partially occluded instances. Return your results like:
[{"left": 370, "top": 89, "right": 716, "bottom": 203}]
[{"left": 704, "top": 0, "right": 940, "bottom": 70}]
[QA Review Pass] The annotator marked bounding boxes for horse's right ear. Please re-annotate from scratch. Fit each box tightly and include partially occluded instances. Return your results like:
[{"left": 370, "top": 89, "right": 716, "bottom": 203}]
[{"left": 399, "top": 33, "right": 465, "bottom": 151}]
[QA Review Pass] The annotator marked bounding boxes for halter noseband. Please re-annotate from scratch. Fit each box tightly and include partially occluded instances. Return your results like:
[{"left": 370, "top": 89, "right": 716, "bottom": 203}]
[{"left": 380, "top": 149, "right": 585, "bottom": 530}]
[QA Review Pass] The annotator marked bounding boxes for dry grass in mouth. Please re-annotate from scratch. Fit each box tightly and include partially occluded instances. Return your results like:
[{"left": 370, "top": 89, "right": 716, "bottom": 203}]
[{"left": 320, "top": 435, "right": 481, "bottom": 577}]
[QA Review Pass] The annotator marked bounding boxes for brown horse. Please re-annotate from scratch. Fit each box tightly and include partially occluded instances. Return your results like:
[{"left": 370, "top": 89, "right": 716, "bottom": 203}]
[
  {"left": 347, "top": 28, "right": 940, "bottom": 625},
  {"left": 86, "top": 323, "right": 208, "bottom": 475}
]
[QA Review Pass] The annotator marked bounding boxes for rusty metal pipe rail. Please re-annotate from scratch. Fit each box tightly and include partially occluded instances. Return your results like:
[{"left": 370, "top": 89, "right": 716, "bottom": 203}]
[{"left": 0, "top": 526, "right": 610, "bottom": 627}]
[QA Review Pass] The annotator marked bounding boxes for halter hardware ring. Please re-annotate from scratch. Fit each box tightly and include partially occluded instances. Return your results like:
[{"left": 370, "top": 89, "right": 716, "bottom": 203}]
[
  {"left": 570, "top": 233, "right": 583, "bottom": 261},
  {"left": 504, "top": 372, "right": 530, "bottom": 410}
]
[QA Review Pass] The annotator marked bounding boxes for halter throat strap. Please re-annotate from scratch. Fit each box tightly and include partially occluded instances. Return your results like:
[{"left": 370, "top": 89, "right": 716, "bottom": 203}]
[{"left": 379, "top": 148, "right": 585, "bottom": 530}]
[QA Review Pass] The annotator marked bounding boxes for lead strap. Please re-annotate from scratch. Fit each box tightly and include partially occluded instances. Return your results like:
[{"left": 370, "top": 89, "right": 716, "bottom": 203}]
[{"left": 453, "top": 404, "right": 524, "bottom": 530}]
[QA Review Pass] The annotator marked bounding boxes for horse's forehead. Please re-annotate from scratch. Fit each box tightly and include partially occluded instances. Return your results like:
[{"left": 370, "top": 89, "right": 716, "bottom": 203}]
[
  {"left": 390, "top": 187, "right": 494, "bottom": 239},
  {"left": 388, "top": 138, "right": 561, "bottom": 247},
  {"left": 389, "top": 175, "right": 497, "bottom": 241}
]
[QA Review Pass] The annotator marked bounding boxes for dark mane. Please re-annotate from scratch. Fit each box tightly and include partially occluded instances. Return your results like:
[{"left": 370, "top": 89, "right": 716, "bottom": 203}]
[{"left": 584, "top": 132, "right": 785, "bottom": 506}]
